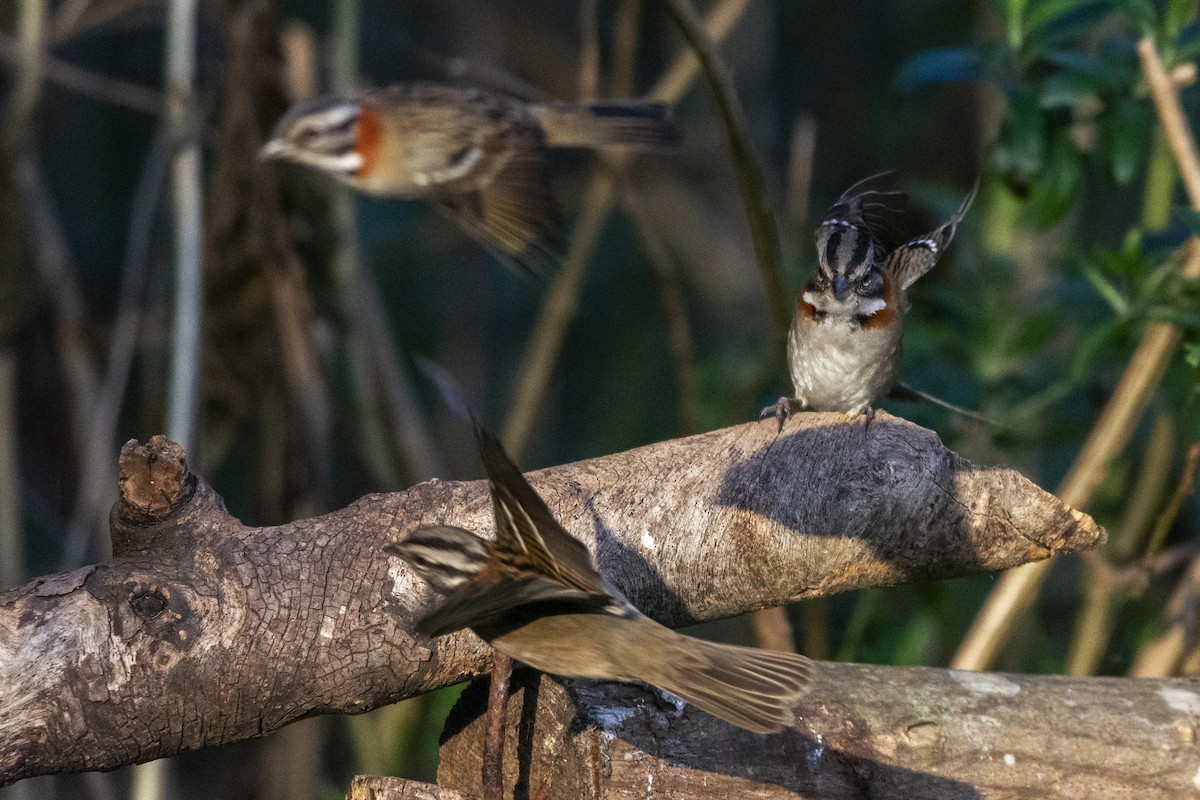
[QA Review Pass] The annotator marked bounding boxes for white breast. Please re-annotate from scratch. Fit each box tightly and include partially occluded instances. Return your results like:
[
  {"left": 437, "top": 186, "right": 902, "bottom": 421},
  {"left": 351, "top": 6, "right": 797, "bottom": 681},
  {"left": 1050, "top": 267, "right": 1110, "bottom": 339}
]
[{"left": 786, "top": 313, "right": 902, "bottom": 413}]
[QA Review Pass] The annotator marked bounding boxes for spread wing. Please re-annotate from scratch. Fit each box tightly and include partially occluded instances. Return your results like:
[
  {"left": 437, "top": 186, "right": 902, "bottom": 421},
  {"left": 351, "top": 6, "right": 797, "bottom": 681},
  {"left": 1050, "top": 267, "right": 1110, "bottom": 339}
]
[
  {"left": 434, "top": 144, "right": 565, "bottom": 281},
  {"left": 883, "top": 181, "right": 977, "bottom": 291},
  {"left": 819, "top": 171, "right": 908, "bottom": 250},
  {"left": 471, "top": 421, "right": 608, "bottom": 597}
]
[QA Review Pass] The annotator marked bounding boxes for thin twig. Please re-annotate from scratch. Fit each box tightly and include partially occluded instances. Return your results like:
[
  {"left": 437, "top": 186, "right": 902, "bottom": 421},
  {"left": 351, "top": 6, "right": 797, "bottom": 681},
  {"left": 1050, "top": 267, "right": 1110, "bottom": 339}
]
[
  {"left": 11, "top": 154, "right": 99, "bottom": 459},
  {"left": 783, "top": 114, "right": 818, "bottom": 252},
  {"left": 501, "top": 0, "right": 755, "bottom": 459},
  {"left": 1065, "top": 410, "right": 1174, "bottom": 676},
  {"left": 659, "top": 0, "right": 789, "bottom": 350},
  {"left": 612, "top": 0, "right": 643, "bottom": 97},
  {"left": 749, "top": 605, "right": 796, "bottom": 652},
  {"left": 1140, "top": 38, "right": 1200, "bottom": 204},
  {"left": 61, "top": 129, "right": 170, "bottom": 569},
  {"left": 50, "top": 0, "right": 152, "bottom": 43},
  {"left": 1142, "top": 440, "right": 1200, "bottom": 567},
  {"left": 502, "top": 174, "right": 617, "bottom": 455},
  {"left": 140, "top": 1, "right": 201, "bottom": 796},
  {"left": 620, "top": 186, "right": 701, "bottom": 434},
  {"left": 328, "top": 0, "right": 443, "bottom": 484},
  {"left": 578, "top": 0, "right": 600, "bottom": 101},
  {"left": 481, "top": 652, "right": 513, "bottom": 800},
  {"left": 3, "top": 0, "right": 46, "bottom": 146},
  {"left": 0, "top": 353, "right": 22, "bottom": 591},
  {"left": 1129, "top": 554, "right": 1200, "bottom": 678},
  {"left": 164, "top": 0, "right": 203, "bottom": 453},
  {"left": 950, "top": 37, "right": 1200, "bottom": 670},
  {"left": 0, "top": 30, "right": 162, "bottom": 117}
]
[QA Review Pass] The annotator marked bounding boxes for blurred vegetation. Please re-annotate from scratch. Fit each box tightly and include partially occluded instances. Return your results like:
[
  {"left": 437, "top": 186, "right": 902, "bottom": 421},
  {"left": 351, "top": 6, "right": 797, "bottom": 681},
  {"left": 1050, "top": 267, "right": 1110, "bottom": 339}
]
[{"left": 2, "top": 0, "right": 1200, "bottom": 798}]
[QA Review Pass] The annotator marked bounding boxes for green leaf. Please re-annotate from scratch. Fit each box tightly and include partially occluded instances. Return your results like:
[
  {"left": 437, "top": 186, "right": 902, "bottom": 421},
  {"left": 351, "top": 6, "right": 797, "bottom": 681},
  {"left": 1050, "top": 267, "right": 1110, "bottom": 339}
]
[
  {"left": 896, "top": 48, "right": 988, "bottom": 91},
  {"left": 1118, "top": 0, "right": 1160, "bottom": 37},
  {"left": 1024, "top": 133, "right": 1084, "bottom": 224},
  {"left": 992, "top": 89, "right": 1048, "bottom": 181},
  {"left": 1024, "top": 1, "right": 1119, "bottom": 56},
  {"left": 1081, "top": 262, "right": 1132, "bottom": 314},
  {"left": 1175, "top": 22, "right": 1200, "bottom": 60},
  {"left": 1184, "top": 341, "right": 1200, "bottom": 367},
  {"left": 1025, "top": 0, "right": 1109, "bottom": 34},
  {"left": 1069, "top": 320, "right": 1125, "bottom": 380},
  {"left": 1011, "top": 309, "right": 1062, "bottom": 354},
  {"left": 1008, "top": 0, "right": 1030, "bottom": 46},
  {"left": 1176, "top": 206, "right": 1200, "bottom": 236},
  {"left": 1039, "top": 70, "right": 1103, "bottom": 106},
  {"left": 1103, "top": 97, "right": 1151, "bottom": 185},
  {"left": 1146, "top": 307, "right": 1200, "bottom": 328},
  {"left": 1162, "top": 0, "right": 1199, "bottom": 46}
]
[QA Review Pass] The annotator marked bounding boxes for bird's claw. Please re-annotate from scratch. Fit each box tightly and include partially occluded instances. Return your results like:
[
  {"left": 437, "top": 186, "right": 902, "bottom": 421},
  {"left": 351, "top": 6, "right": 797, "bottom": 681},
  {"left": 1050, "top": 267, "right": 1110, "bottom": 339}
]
[{"left": 760, "top": 397, "right": 799, "bottom": 432}]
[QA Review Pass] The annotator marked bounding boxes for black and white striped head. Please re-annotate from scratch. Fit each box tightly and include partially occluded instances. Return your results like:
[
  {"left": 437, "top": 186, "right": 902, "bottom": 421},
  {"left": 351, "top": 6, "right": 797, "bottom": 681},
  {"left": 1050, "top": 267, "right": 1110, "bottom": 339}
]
[
  {"left": 386, "top": 525, "right": 490, "bottom": 594},
  {"left": 805, "top": 175, "right": 906, "bottom": 315},
  {"left": 811, "top": 217, "right": 883, "bottom": 305},
  {"left": 260, "top": 95, "right": 365, "bottom": 176}
]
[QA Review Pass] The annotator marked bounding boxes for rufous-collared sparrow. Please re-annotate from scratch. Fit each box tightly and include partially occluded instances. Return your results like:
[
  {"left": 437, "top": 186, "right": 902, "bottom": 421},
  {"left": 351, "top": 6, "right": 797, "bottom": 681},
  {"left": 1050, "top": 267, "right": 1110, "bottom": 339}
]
[
  {"left": 385, "top": 400, "right": 813, "bottom": 734},
  {"left": 763, "top": 174, "right": 976, "bottom": 425},
  {"left": 261, "top": 83, "right": 680, "bottom": 278}
]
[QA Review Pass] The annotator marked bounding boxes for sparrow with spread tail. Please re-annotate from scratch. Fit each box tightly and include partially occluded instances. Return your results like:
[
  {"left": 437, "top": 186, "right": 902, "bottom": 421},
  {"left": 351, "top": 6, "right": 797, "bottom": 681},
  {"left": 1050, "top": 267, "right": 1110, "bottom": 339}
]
[
  {"left": 261, "top": 83, "right": 680, "bottom": 278},
  {"left": 763, "top": 174, "right": 976, "bottom": 425},
  {"left": 385, "top": 407, "right": 813, "bottom": 734}
]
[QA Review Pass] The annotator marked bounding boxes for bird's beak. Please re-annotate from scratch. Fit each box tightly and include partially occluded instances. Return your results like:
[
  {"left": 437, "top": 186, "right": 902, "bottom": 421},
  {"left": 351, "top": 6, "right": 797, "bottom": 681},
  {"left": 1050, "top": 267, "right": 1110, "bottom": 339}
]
[
  {"left": 258, "top": 139, "right": 286, "bottom": 161},
  {"left": 833, "top": 274, "right": 849, "bottom": 302}
]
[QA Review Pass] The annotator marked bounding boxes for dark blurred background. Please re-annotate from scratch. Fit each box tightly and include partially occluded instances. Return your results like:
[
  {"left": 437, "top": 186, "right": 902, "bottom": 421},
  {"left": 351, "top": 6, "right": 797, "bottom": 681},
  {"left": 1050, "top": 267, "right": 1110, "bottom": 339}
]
[{"left": 2, "top": 0, "right": 1199, "bottom": 797}]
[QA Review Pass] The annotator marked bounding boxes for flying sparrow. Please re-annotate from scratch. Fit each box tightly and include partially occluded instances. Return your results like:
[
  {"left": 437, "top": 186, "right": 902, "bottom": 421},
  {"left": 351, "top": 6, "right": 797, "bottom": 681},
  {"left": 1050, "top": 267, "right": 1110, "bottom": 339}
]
[
  {"left": 763, "top": 174, "right": 976, "bottom": 425},
  {"left": 385, "top": 414, "right": 813, "bottom": 734},
  {"left": 261, "top": 82, "right": 680, "bottom": 278}
]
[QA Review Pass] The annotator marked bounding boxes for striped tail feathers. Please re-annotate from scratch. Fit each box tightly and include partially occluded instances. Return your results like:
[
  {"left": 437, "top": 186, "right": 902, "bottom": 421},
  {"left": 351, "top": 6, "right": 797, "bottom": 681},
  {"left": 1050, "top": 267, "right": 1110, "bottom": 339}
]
[
  {"left": 532, "top": 100, "right": 682, "bottom": 150},
  {"left": 648, "top": 634, "right": 815, "bottom": 734}
]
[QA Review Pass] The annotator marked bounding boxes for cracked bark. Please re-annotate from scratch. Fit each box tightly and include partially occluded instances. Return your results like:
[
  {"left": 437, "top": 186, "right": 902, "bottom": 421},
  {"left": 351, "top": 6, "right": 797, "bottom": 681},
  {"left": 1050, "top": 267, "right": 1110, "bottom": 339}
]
[{"left": 0, "top": 412, "right": 1101, "bottom": 787}]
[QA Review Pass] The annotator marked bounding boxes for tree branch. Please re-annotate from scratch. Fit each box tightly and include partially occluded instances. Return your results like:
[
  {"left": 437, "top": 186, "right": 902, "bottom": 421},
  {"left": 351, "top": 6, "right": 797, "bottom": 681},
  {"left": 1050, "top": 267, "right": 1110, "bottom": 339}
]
[
  {"left": 433, "top": 663, "right": 1200, "bottom": 799},
  {"left": 0, "top": 413, "right": 1101, "bottom": 786}
]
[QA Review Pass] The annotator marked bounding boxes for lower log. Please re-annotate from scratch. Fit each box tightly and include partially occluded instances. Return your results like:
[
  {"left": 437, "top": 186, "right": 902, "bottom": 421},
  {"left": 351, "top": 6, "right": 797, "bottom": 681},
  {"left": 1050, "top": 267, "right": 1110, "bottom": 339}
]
[
  {"left": 346, "top": 776, "right": 467, "bottom": 799},
  {"left": 439, "top": 664, "right": 1200, "bottom": 799}
]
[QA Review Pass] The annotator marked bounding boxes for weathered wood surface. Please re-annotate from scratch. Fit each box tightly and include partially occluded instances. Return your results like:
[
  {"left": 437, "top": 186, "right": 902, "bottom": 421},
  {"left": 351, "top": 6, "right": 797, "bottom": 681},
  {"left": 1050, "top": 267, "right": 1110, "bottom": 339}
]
[
  {"left": 0, "top": 414, "right": 1101, "bottom": 786},
  {"left": 345, "top": 776, "right": 467, "bottom": 800},
  {"left": 439, "top": 665, "right": 1200, "bottom": 799}
]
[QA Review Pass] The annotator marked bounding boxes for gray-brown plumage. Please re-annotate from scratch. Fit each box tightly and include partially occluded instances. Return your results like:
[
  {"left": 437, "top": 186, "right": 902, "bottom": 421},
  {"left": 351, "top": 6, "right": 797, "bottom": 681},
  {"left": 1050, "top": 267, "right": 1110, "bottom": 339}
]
[
  {"left": 386, "top": 412, "right": 813, "bottom": 734},
  {"left": 763, "top": 175, "right": 976, "bottom": 424},
  {"left": 262, "top": 83, "right": 680, "bottom": 278}
]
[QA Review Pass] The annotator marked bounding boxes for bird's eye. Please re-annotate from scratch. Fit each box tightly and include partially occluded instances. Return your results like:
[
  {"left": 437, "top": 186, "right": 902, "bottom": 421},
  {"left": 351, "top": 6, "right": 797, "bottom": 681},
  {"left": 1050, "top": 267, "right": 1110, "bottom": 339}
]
[
  {"left": 858, "top": 274, "right": 877, "bottom": 292},
  {"left": 294, "top": 126, "right": 319, "bottom": 146}
]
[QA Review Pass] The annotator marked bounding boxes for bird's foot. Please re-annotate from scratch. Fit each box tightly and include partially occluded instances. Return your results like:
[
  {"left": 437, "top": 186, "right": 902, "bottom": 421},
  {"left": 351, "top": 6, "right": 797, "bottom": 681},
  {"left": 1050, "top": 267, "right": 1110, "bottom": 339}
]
[{"left": 760, "top": 397, "right": 800, "bottom": 431}]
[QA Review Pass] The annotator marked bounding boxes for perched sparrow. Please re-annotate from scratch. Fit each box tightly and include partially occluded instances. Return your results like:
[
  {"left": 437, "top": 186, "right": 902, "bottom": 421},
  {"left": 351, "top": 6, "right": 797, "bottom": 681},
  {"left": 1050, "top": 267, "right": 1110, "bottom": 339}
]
[
  {"left": 261, "top": 83, "right": 680, "bottom": 278},
  {"left": 386, "top": 416, "right": 813, "bottom": 734},
  {"left": 763, "top": 174, "right": 976, "bottom": 425}
]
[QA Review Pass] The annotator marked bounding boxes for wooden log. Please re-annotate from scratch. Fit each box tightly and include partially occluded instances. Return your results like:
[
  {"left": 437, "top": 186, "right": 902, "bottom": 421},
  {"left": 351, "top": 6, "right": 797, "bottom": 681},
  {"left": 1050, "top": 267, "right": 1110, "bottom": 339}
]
[
  {"left": 0, "top": 414, "right": 1102, "bottom": 786},
  {"left": 345, "top": 775, "right": 467, "bottom": 800},
  {"left": 439, "top": 665, "right": 1200, "bottom": 799}
]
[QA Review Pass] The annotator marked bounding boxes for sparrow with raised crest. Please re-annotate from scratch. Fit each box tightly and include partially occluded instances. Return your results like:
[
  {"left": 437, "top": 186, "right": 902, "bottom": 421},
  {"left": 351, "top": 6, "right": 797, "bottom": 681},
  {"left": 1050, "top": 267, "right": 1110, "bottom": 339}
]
[
  {"left": 763, "top": 174, "right": 976, "bottom": 425},
  {"left": 385, "top": 411, "right": 813, "bottom": 734},
  {"left": 261, "top": 83, "right": 680, "bottom": 278}
]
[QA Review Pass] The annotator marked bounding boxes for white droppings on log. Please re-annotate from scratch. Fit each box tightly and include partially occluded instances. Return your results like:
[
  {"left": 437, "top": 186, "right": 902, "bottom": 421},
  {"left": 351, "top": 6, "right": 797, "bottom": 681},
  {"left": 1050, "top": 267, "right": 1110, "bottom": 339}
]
[
  {"left": 1161, "top": 686, "right": 1200, "bottom": 715},
  {"left": 950, "top": 670, "right": 1022, "bottom": 696}
]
